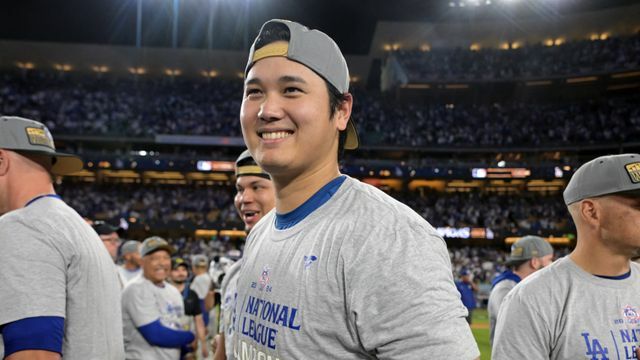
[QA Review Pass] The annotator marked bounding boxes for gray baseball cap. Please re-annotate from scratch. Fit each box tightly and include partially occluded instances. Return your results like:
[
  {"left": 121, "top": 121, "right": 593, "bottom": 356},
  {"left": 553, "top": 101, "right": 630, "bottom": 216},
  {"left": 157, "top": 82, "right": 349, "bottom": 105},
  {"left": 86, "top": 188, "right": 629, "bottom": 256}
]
[
  {"left": 245, "top": 19, "right": 359, "bottom": 150},
  {"left": 192, "top": 254, "right": 208, "bottom": 267},
  {"left": 563, "top": 154, "right": 640, "bottom": 205},
  {"left": 120, "top": 240, "right": 141, "bottom": 256},
  {"left": 506, "top": 235, "right": 554, "bottom": 266},
  {"left": 140, "top": 236, "right": 175, "bottom": 257},
  {"left": 0, "top": 116, "right": 83, "bottom": 175}
]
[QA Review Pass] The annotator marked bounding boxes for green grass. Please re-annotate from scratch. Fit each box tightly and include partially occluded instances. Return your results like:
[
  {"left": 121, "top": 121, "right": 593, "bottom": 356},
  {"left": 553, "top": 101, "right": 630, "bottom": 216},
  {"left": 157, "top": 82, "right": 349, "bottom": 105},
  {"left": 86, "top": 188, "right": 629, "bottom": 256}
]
[{"left": 472, "top": 308, "right": 491, "bottom": 360}]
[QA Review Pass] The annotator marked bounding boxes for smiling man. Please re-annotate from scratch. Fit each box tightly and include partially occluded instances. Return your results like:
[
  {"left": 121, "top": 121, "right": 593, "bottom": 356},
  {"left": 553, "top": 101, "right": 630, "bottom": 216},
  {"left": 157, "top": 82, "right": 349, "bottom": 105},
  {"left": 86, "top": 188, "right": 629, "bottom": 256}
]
[
  {"left": 214, "top": 149, "right": 275, "bottom": 360},
  {"left": 493, "top": 154, "right": 640, "bottom": 360},
  {"left": 229, "top": 19, "right": 479, "bottom": 359},
  {"left": 122, "top": 236, "right": 195, "bottom": 360}
]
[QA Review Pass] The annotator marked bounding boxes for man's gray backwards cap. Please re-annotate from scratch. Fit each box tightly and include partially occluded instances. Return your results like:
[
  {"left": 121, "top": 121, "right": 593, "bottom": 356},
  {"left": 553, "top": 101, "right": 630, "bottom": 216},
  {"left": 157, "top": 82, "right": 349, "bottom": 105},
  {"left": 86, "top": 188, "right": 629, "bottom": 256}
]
[
  {"left": 563, "top": 153, "right": 640, "bottom": 205},
  {"left": 245, "top": 19, "right": 359, "bottom": 150},
  {"left": 0, "top": 116, "right": 83, "bottom": 175}
]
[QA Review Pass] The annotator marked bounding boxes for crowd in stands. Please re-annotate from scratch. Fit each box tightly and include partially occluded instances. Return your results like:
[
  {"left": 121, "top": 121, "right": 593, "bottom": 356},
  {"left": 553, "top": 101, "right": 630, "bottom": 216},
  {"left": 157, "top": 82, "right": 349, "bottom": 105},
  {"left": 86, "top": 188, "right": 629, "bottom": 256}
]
[
  {"left": 58, "top": 181, "right": 572, "bottom": 239},
  {"left": 395, "top": 34, "right": 640, "bottom": 81},
  {"left": 2, "top": 69, "right": 639, "bottom": 148}
]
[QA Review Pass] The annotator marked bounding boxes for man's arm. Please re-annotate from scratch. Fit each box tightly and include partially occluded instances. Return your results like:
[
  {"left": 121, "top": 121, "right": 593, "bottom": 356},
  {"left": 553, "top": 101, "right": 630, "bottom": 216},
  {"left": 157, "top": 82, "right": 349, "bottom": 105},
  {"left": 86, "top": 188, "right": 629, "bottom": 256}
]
[
  {"left": 346, "top": 221, "right": 480, "bottom": 359},
  {"left": 492, "top": 290, "right": 551, "bottom": 360},
  {"left": 195, "top": 314, "right": 209, "bottom": 358},
  {"left": 6, "top": 351, "right": 61, "bottom": 360}
]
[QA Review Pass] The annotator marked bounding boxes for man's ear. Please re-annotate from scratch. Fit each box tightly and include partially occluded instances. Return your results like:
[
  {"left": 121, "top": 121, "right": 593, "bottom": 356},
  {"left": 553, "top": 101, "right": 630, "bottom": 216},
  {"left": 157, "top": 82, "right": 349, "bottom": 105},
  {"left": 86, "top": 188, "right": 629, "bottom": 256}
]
[
  {"left": 0, "top": 149, "right": 10, "bottom": 176},
  {"left": 579, "top": 199, "right": 600, "bottom": 229},
  {"left": 334, "top": 93, "right": 353, "bottom": 131}
]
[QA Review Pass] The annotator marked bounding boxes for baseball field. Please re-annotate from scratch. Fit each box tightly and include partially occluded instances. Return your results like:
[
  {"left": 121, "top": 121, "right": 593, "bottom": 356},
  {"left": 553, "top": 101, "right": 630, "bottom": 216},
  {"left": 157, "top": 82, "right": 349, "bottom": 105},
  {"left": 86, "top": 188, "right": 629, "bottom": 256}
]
[{"left": 471, "top": 308, "right": 491, "bottom": 360}]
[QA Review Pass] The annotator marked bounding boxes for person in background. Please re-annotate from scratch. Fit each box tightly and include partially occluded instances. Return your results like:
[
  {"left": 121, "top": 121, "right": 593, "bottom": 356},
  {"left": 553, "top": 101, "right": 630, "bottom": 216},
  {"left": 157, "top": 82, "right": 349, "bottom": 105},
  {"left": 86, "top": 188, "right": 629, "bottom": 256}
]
[
  {"left": 118, "top": 240, "right": 143, "bottom": 286},
  {"left": 455, "top": 269, "right": 478, "bottom": 324},
  {"left": 169, "top": 257, "right": 208, "bottom": 360},
  {"left": 93, "top": 221, "right": 122, "bottom": 262},
  {"left": 122, "top": 236, "right": 194, "bottom": 360},
  {"left": 487, "top": 235, "right": 554, "bottom": 345}
]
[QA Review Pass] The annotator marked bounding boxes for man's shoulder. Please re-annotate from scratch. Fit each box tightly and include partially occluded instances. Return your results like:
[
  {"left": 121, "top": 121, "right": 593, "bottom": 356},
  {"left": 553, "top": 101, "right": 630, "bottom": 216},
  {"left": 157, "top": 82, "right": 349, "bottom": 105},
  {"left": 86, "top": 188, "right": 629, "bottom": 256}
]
[
  {"left": 506, "top": 258, "right": 569, "bottom": 303},
  {"left": 341, "top": 177, "right": 432, "bottom": 227}
]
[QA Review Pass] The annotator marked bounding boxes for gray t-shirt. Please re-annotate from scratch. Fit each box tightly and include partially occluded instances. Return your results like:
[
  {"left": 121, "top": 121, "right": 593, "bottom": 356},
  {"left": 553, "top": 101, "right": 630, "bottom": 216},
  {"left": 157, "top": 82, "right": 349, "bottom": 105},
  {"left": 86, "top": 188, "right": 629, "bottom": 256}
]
[
  {"left": 220, "top": 260, "right": 242, "bottom": 359},
  {"left": 122, "top": 276, "right": 187, "bottom": 360},
  {"left": 232, "top": 176, "right": 479, "bottom": 360},
  {"left": 493, "top": 256, "right": 640, "bottom": 360},
  {"left": 191, "top": 273, "right": 212, "bottom": 300},
  {"left": 487, "top": 277, "right": 518, "bottom": 345},
  {"left": 0, "top": 197, "right": 124, "bottom": 360},
  {"left": 118, "top": 266, "right": 142, "bottom": 286}
]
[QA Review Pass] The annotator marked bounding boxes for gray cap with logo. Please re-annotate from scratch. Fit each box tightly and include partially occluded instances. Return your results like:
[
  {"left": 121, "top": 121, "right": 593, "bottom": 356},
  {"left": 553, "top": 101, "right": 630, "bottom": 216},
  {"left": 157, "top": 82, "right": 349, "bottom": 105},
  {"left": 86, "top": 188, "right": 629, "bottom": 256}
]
[
  {"left": 120, "top": 240, "right": 141, "bottom": 256},
  {"left": 563, "top": 153, "right": 640, "bottom": 205},
  {"left": 0, "top": 116, "right": 83, "bottom": 175},
  {"left": 506, "top": 235, "right": 554, "bottom": 266},
  {"left": 245, "top": 19, "right": 359, "bottom": 150},
  {"left": 140, "top": 236, "right": 175, "bottom": 257}
]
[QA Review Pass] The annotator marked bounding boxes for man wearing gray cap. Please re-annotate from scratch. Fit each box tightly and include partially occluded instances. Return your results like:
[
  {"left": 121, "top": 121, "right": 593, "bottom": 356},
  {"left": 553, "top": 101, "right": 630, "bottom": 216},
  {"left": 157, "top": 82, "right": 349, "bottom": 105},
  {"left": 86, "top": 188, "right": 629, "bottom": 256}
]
[
  {"left": 0, "top": 116, "right": 124, "bottom": 359},
  {"left": 119, "top": 240, "right": 143, "bottom": 285},
  {"left": 122, "top": 236, "right": 195, "bottom": 359},
  {"left": 232, "top": 19, "right": 479, "bottom": 359},
  {"left": 487, "top": 235, "right": 553, "bottom": 345},
  {"left": 493, "top": 154, "right": 640, "bottom": 360}
]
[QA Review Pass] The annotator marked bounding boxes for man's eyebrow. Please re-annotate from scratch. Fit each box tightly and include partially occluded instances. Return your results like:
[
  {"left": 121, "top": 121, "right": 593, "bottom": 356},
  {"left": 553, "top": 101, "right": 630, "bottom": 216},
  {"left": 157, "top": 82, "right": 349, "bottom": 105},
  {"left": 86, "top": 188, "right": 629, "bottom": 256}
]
[
  {"left": 245, "top": 77, "right": 262, "bottom": 86},
  {"left": 278, "top": 75, "right": 307, "bottom": 84}
]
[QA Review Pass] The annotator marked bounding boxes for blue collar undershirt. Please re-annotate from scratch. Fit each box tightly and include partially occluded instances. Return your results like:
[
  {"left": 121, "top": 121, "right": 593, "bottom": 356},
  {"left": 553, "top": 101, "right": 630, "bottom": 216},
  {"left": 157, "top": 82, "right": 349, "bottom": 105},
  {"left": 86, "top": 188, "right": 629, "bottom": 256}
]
[{"left": 275, "top": 176, "right": 346, "bottom": 230}]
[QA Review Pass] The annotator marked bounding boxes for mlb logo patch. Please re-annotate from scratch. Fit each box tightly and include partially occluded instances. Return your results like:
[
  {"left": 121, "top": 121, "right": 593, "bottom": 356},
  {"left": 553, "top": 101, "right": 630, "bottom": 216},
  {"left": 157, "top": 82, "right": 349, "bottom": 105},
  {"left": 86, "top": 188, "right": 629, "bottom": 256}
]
[{"left": 625, "top": 162, "right": 640, "bottom": 184}]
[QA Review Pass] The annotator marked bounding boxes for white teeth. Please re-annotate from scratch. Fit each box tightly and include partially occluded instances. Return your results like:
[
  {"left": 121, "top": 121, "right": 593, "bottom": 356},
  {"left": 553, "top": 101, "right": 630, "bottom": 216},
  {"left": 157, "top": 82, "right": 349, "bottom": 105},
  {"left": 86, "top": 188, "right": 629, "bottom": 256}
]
[{"left": 261, "top": 131, "right": 291, "bottom": 140}]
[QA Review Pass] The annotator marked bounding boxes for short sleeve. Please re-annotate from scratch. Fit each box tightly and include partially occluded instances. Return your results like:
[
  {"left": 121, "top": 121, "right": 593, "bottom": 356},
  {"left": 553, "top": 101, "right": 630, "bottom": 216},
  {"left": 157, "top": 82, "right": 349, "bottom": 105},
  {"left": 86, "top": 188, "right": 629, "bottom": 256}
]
[
  {"left": 346, "top": 220, "right": 480, "bottom": 360},
  {"left": 0, "top": 218, "right": 67, "bottom": 325},
  {"left": 122, "top": 284, "right": 161, "bottom": 327},
  {"left": 190, "top": 275, "right": 210, "bottom": 300},
  {"left": 492, "top": 289, "right": 551, "bottom": 360}
]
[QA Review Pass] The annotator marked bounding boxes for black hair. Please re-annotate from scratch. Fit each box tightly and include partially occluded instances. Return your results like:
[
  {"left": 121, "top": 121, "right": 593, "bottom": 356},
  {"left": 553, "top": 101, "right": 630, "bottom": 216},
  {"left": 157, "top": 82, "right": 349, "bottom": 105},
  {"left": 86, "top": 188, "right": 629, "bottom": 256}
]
[{"left": 254, "top": 22, "right": 291, "bottom": 50}]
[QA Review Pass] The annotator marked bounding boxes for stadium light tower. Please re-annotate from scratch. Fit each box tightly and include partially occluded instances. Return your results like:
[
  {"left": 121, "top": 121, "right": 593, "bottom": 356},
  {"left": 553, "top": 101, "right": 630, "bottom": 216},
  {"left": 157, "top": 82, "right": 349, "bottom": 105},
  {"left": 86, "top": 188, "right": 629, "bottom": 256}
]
[
  {"left": 172, "top": 0, "right": 180, "bottom": 48},
  {"left": 136, "top": 0, "right": 142, "bottom": 48}
]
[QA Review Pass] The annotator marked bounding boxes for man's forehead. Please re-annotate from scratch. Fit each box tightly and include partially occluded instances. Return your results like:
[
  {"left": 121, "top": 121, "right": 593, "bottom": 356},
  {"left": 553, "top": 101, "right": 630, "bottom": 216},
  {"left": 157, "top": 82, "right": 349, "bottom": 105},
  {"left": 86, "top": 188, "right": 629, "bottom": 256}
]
[
  {"left": 236, "top": 175, "right": 271, "bottom": 187},
  {"left": 245, "top": 56, "right": 321, "bottom": 85}
]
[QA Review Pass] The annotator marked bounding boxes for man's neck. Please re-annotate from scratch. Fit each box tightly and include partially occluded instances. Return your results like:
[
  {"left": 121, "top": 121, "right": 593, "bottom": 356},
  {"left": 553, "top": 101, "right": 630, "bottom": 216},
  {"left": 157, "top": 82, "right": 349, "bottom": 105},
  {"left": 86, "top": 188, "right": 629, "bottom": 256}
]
[
  {"left": 10, "top": 182, "right": 56, "bottom": 211},
  {"left": 570, "top": 233, "right": 631, "bottom": 276},
  {"left": 123, "top": 262, "right": 139, "bottom": 271},
  {"left": 273, "top": 161, "right": 341, "bottom": 214},
  {"left": 172, "top": 282, "right": 185, "bottom": 292}
]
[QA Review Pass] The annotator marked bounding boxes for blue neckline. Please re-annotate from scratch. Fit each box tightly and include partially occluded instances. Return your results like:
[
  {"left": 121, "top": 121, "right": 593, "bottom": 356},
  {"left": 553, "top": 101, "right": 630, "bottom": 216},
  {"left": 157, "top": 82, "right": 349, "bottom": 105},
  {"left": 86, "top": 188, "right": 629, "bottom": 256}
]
[
  {"left": 594, "top": 270, "right": 631, "bottom": 280},
  {"left": 25, "top": 194, "right": 62, "bottom": 207},
  {"left": 275, "top": 176, "right": 346, "bottom": 230}
]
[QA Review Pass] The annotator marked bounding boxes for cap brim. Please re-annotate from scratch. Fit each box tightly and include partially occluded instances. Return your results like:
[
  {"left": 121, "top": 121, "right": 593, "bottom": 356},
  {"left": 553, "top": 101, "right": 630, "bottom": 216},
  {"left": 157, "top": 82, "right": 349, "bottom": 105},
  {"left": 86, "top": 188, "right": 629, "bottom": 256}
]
[
  {"left": 15, "top": 149, "right": 84, "bottom": 175},
  {"left": 143, "top": 244, "right": 176, "bottom": 257},
  {"left": 344, "top": 118, "right": 359, "bottom": 150},
  {"left": 51, "top": 152, "right": 84, "bottom": 175}
]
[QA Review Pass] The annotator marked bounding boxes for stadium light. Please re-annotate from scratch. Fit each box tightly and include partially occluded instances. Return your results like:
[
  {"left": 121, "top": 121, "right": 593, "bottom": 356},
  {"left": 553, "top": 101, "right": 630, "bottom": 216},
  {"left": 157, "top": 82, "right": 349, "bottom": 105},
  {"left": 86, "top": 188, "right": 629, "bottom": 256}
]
[
  {"left": 54, "top": 64, "right": 73, "bottom": 72},
  {"left": 91, "top": 65, "right": 110, "bottom": 73},
  {"left": 201, "top": 70, "right": 218, "bottom": 78},
  {"left": 499, "top": 42, "right": 510, "bottom": 50},
  {"left": 511, "top": 41, "right": 521, "bottom": 49},
  {"left": 128, "top": 67, "right": 147, "bottom": 75},
  {"left": 420, "top": 44, "right": 431, "bottom": 52},
  {"left": 599, "top": 32, "right": 610, "bottom": 40},
  {"left": 350, "top": 76, "right": 360, "bottom": 83},
  {"left": 469, "top": 43, "right": 481, "bottom": 51},
  {"left": 16, "top": 62, "right": 35, "bottom": 70},
  {"left": 164, "top": 68, "right": 182, "bottom": 76},
  {"left": 543, "top": 39, "right": 554, "bottom": 47}
]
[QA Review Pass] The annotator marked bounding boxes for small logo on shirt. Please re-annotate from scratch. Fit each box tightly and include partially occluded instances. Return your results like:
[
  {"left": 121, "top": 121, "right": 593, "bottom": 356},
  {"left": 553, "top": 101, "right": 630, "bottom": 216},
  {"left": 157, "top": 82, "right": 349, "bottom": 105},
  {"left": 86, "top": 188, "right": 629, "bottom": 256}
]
[
  {"left": 623, "top": 305, "right": 639, "bottom": 323},
  {"left": 303, "top": 255, "right": 318, "bottom": 269},
  {"left": 258, "top": 265, "right": 271, "bottom": 291}
]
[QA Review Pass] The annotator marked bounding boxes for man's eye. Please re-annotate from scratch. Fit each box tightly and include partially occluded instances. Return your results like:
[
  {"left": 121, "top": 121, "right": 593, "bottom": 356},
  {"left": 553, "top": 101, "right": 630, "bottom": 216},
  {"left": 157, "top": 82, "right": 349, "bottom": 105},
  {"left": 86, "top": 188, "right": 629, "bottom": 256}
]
[{"left": 284, "top": 87, "right": 302, "bottom": 94}]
